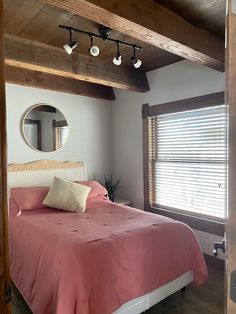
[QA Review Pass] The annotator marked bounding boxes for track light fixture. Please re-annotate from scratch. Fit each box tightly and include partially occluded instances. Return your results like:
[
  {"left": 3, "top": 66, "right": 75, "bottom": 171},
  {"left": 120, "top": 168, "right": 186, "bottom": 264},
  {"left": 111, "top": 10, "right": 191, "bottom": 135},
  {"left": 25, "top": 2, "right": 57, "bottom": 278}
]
[
  {"left": 131, "top": 46, "right": 142, "bottom": 69},
  {"left": 113, "top": 42, "right": 122, "bottom": 66},
  {"left": 98, "top": 26, "right": 112, "bottom": 40},
  {"left": 89, "top": 35, "right": 100, "bottom": 57},
  {"left": 59, "top": 25, "right": 143, "bottom": 68},
  {"left": 63, "top": 29, "right": 78, "bottom": 55}
]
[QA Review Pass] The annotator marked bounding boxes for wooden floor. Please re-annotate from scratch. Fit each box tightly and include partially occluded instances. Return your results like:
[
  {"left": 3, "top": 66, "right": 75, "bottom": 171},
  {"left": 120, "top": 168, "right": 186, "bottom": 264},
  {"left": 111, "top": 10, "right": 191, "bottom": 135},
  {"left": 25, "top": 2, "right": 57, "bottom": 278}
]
[{"left": 12, "top": 266, "right": 224, "bottom": 314}]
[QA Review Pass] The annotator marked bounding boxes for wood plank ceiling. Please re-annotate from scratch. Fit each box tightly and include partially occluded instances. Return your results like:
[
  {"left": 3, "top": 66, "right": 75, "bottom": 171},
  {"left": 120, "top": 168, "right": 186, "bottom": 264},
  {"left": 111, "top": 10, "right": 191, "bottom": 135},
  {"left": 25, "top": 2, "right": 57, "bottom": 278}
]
[
  {"left": 156, "top": 0, "right": 225, "bottom": 41},
  {"left": 4, "top": 0, "right": 183, "bottom": 72},
  {"left": 3, "top": 0, "right": 226, "bottom": 99},
  {"left": 4, "top": 0, "right": 226, "bottom": 70}
]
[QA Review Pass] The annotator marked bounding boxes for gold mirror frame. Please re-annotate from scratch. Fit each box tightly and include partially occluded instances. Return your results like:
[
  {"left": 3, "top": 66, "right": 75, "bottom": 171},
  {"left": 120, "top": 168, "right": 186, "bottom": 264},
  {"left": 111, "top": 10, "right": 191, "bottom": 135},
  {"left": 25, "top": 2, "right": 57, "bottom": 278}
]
[{"left": 22, "top": 104, "right": 69, "bottom": 153}]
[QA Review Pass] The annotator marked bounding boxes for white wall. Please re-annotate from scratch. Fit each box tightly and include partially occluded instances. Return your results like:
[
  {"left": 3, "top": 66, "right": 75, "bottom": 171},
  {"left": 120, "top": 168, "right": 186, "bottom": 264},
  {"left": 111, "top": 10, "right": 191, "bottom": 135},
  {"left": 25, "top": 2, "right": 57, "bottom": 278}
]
[
  {"left": 6, "top": 83, "right": 113, "bottom": 180},
  {"left": 112, "top": 60, "right": 225, "bottom": 257}
]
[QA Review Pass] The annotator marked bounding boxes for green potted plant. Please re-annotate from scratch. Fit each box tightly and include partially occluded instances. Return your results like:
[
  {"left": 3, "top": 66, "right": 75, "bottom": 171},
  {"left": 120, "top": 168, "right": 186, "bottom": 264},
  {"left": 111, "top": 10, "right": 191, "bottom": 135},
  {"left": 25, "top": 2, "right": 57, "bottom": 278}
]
[{"left": 103, "top": 175, "right": 121, "bottom": 202}]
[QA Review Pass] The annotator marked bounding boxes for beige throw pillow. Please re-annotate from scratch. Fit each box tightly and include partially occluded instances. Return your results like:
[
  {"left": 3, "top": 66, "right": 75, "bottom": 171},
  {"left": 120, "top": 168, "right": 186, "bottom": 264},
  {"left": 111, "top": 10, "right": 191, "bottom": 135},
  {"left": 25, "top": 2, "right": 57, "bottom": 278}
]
[{"left": 43, "top": 176, "right": 91, "bottom": 213}]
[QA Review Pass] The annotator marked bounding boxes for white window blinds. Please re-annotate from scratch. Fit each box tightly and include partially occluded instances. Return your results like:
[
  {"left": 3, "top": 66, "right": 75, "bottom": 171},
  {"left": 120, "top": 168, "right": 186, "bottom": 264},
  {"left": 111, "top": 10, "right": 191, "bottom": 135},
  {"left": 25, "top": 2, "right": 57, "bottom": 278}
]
[
  {"left": 55, "top": 126, "right": 69, "bottom": 150},
  {"left": 53, "top": 120, "right": 69, "bottom": 150},
  {"left": 149, "top": 105, "right": 227, "bottom": 220}
]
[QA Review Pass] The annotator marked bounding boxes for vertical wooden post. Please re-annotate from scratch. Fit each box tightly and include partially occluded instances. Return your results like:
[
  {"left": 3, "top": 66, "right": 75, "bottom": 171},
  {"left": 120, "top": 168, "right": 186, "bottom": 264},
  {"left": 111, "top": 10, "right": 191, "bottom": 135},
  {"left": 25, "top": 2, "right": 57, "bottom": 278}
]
[
  {"left": 142, "top": 104, "right": 150, "bottom": 210},
  {"left": 226, "top": 1, "right": 236, "bottom": 313},
  {"left": 0, "top": 0, "right": 11, "bottom": 313}
]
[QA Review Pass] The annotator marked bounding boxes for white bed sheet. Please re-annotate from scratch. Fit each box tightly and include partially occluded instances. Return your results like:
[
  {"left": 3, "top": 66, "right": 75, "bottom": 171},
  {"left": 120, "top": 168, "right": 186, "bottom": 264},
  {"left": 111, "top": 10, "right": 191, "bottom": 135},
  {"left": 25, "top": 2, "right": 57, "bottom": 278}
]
[{"left": 114, "top": 271, "right": 193, "bottom": 314}]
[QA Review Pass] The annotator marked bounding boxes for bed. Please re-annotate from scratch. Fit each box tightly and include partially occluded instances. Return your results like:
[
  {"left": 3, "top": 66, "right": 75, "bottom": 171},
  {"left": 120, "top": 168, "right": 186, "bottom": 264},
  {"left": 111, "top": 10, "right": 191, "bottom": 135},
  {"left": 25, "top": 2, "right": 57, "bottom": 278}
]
[{"left": 8, "top": 160, "right": 208, "bottom": 314}]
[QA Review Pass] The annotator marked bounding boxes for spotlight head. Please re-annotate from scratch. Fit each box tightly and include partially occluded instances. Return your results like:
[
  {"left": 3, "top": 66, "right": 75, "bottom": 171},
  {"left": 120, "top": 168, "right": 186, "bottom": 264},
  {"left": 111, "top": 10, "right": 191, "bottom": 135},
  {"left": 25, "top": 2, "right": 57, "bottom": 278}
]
[
  {"left": 131, "top": 57, "right": 142, "bottom": 69},
  {"left": 89, "top": 45, "right": 100, "bottom": 57},
  {"left": 131, "top": 46, "right": 142, "bottom": 69},
  {"left": 63, "top": 41, "right": 78, "bottom": 55},
  {"left": 113, "top": 41, "right": 122, "bottom": 65},
  {"left": 113, "top": 55, "right": 122, "bottom": 66}
]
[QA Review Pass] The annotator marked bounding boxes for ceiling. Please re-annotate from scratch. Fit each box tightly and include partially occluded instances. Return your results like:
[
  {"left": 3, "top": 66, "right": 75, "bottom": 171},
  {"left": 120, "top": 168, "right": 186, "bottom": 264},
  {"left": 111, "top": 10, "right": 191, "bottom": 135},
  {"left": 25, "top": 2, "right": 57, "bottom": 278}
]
[
  {"left": 156, "top": 0, "right": 226, "bottom": 40},
  {"left": 4, "top": 0, "right": 226, "bottom": 73}
]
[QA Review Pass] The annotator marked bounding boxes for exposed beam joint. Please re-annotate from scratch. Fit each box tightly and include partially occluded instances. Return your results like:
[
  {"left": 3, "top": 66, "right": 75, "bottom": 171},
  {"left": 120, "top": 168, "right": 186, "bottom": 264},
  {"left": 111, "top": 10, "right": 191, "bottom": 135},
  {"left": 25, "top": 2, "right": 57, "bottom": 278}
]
[{"left": 44, "top": 0, "right": 225, "bottom": 71}]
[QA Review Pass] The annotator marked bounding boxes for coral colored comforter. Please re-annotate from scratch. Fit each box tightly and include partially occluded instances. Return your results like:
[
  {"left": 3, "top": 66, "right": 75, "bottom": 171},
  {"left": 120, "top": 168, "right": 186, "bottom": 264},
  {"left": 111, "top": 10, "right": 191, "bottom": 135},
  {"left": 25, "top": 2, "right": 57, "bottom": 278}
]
[{"left": 9, "top": 197, "right": 207, "bottom": 314}]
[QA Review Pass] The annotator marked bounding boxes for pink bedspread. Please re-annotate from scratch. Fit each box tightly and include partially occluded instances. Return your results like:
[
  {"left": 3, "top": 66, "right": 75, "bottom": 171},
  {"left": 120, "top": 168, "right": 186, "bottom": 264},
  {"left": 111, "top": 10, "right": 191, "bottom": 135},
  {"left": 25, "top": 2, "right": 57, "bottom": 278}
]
[{"left": 10, "top": 197, "right": 207, "bottom": 314}]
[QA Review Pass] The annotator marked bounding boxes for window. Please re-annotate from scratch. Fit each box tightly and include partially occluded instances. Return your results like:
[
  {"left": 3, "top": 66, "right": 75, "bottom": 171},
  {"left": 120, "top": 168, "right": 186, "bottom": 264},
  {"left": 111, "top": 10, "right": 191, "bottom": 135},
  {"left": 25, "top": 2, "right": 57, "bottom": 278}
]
[
  {"left": 53, "top": 120, "right": 69, "bottom": 150},
  {"left": 143, "top": 93, "right": 227, "bottom": 226}
]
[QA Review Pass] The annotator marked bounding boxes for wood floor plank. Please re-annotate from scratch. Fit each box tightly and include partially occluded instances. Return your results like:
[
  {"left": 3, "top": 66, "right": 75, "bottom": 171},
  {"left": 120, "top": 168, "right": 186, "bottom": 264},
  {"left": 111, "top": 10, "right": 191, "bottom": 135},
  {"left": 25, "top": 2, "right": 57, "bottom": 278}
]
[{"left": 146, "top": 267, "right": 224, "bottom": 314}]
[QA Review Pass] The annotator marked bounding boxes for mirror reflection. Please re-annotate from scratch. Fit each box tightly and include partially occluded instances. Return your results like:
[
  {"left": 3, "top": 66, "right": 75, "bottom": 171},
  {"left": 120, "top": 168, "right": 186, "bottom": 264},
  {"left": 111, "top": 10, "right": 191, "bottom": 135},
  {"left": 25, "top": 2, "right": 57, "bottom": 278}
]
[{"left": 22, "top": 104, "right": 69, "bottom": 152}]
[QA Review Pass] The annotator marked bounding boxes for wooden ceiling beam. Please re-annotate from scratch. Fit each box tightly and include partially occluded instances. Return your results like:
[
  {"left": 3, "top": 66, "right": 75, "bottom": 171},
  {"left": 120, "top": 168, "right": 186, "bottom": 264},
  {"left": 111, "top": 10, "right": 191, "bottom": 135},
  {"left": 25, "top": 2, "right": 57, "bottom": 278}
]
[
  {"left": 4, "top": 34, "right": 149, "bottom": 93},
  {"left": 5, "top": 66, "right": 116, "bottom": 101},
  {"left": 43, "top": 0, "right": 225, "bottom": 71}
]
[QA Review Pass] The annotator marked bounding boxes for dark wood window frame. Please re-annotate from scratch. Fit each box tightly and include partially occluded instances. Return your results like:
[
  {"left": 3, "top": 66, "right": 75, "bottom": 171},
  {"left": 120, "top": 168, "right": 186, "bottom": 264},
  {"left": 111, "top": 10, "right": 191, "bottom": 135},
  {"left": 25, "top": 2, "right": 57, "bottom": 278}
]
[
  {"left": 52, "top": 119, "right": 68, "bottom": 128},
  {"left": 143, "top": 92, "right": 225, "bottom": 236}
]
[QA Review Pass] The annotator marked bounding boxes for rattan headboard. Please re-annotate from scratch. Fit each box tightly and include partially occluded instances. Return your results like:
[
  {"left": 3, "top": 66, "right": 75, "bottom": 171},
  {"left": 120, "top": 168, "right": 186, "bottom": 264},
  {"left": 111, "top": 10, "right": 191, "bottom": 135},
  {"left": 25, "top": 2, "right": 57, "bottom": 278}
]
[{"left": 8, "top": 160, "right": 87, "bottom": 188}]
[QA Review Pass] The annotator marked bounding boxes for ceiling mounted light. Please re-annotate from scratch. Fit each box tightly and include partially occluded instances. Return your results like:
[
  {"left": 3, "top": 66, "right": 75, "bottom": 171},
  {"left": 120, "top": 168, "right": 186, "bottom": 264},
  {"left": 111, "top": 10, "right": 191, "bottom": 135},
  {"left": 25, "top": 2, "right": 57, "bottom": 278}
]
[
  {"left": 113, "top": 42, "right": 122, "bottom": 66},
  {"left": 89, "top": 35, "right": 100, "bottom": 57},
  {"left": 98, "top": 26, "right": 112, "bottom": 40},
  {"left": 59, "top": 25, "right": 143, "bottom": 68},
  {"left": 63, "top": 29, "right": 78, "bottom": 55},
  {"left": 131, "top": 46, "right": 142, "bottom": 69},
  {"left": 63, "top": 41, "right": 78, "bottom": 55}
]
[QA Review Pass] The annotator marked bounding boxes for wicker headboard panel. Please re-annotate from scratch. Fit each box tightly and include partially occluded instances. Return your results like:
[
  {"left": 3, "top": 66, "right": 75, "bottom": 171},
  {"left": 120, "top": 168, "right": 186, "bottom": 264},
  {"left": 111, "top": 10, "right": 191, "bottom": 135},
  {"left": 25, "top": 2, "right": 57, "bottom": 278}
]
[{"left": 8, "top": 160, "right": 87, "bottom": 188}]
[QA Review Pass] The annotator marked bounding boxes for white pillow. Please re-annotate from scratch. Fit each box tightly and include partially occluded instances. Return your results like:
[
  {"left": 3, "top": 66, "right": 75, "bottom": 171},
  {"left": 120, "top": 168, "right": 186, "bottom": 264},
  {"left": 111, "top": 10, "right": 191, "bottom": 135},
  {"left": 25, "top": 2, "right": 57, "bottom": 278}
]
[{"left": 43, "top": 176, "right": 91, "bottom": 213}]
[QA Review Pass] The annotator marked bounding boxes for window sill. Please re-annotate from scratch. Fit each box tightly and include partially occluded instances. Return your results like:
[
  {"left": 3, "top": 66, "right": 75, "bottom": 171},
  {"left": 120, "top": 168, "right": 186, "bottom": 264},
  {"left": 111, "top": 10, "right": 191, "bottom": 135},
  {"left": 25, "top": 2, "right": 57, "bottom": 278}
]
[{"left": 147, "top": 206, "right": 225, "bottom": 236}]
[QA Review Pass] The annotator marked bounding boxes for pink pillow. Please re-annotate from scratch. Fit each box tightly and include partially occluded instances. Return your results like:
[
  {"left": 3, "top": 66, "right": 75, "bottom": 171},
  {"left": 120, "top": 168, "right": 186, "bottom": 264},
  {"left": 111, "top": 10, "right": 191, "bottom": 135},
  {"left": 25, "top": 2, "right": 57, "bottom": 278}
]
[
  {"left": 11, "top": 187, "right": 49, "bottom": 211},
  {"left": 9, "top": 197, "right": 21, "bottom": 216},
  {"left": 76, "top": 181, "right": 108, "bottom": 199}
]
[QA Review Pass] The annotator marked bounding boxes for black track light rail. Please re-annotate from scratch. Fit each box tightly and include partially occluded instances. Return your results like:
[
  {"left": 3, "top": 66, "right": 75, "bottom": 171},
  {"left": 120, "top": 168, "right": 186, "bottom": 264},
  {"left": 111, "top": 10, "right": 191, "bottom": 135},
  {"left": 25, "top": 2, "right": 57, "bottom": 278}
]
[{"left": 59, "top": 25, "right": 143, "bottom": 51}]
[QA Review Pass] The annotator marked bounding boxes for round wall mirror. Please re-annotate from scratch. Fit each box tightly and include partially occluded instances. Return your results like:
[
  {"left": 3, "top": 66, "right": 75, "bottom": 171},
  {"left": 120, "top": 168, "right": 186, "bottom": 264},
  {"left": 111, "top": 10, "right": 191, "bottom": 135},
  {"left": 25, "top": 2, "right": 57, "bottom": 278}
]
[{"left": 22, "top": 104, "right": 69, "bottom": 152}]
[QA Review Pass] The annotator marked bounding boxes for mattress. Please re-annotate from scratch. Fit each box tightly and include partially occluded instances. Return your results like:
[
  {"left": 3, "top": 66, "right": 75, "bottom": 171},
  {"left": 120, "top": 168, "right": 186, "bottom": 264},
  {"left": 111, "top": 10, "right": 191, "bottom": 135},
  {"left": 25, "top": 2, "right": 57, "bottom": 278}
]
[{"left": 114, "top": 270, "right": 193, "bottom": 314}]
